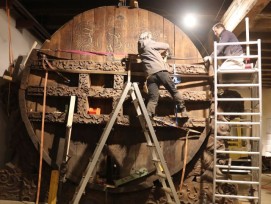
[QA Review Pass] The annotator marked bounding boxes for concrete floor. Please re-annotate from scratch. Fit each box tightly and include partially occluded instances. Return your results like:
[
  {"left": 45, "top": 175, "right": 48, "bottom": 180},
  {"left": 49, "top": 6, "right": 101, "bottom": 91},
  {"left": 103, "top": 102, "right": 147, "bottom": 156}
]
[
  {"left": 233, "top": 173, "right": 271, "bottom": 204},
  {"left": 0, "top": 174, "right": 270, "bottom": 204},
  {"left": 259, "top": 174, "right": 271, "bottom": 204}
]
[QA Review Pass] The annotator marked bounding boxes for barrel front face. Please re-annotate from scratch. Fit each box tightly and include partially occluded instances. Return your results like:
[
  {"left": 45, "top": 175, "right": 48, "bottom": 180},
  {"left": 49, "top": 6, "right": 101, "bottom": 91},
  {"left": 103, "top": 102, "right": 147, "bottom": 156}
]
[{"left": 20, "top": 6, "right": 211, "bottom": 197}]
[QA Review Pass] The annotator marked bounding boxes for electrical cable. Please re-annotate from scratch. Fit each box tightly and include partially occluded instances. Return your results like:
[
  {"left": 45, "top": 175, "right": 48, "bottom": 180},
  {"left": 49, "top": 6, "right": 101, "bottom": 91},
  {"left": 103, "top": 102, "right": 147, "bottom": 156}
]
[
  {"left": 36, "top": 64, "right": 48, "bottom": 204},
  {"left": 214, "top": 0, "right": 227, "bottom": 21}
]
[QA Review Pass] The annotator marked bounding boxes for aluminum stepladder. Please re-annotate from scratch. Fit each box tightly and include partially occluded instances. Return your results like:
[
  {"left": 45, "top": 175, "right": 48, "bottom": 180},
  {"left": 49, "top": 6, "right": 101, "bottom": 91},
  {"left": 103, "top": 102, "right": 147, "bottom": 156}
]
[
  {"left": 71, "top": 82, "right": 180, "bottom": 204},
  {"left": 213, "top": 36, "right": 262, "bottom": 203}
]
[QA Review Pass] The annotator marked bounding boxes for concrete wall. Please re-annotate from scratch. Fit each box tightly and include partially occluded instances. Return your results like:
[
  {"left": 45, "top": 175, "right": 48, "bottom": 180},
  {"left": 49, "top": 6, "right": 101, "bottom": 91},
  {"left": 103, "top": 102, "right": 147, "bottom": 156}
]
[
  {"left": 0, "top": 9, "right": 41, "bottom": 76},
  {"left": 262, "top": 88, "right": 271, "bottom": 156},
  {"left": 0, "top": 9, "right": 41, "bottom": 167}
]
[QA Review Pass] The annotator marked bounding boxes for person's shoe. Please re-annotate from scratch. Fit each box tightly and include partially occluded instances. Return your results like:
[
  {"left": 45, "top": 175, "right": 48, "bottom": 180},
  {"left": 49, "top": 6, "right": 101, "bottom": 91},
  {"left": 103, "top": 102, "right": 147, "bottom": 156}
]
[
  {"left": 180, "top": 107, "right": 188, "bottom": 118},
  {"left": 177, "top": 105, "right": 188, "bottom": 118}
]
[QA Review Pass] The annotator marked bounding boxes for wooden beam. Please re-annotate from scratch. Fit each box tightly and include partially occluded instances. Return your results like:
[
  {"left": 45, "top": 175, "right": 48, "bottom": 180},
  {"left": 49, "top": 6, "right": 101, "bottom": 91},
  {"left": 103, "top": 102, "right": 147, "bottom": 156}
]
[
  {"left": 16, "top": 18, "right": 35, "bottom": 29},
  {"left": 251, "top": 18, "right": 271, "bottom": 32},
  {"left": 251, "top": 48, "right": 271, "bottom": 52},
  {"left": 221, "top": 0, "right": 270, "bottom": 35}
]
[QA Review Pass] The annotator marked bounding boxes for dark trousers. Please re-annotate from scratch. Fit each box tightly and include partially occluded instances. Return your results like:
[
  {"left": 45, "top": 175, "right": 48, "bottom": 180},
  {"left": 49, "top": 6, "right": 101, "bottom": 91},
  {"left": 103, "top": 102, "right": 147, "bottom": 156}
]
[{"left": 146, "top": 71, "right": 184, "bottom": 115}]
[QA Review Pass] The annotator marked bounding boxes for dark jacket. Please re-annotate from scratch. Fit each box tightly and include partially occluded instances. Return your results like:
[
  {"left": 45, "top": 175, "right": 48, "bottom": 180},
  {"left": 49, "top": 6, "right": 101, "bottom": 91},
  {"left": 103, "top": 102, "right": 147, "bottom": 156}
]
[
  {"left": 138, "top": 38, "right": 169, "bottom": 76},
  {"left": 211, "top": 29, "right": 243, "bottom": 58}
]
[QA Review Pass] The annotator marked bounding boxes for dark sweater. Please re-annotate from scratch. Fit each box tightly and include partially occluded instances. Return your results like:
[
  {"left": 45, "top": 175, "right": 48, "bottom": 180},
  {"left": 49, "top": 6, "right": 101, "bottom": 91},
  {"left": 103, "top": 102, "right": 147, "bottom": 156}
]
[
  {"left": 138, "top": 39, "right": 169, "bottom": 76},
  {"left": 211, "top": 29, "right": 243, "bottom": 58}
]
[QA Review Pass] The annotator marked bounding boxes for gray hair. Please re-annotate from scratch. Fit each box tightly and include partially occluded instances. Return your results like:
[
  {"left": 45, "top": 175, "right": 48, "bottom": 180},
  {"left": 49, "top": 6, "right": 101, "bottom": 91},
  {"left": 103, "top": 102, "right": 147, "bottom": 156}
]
[{"left": 139, "top": 32, "right": 152, "bottom": 40}]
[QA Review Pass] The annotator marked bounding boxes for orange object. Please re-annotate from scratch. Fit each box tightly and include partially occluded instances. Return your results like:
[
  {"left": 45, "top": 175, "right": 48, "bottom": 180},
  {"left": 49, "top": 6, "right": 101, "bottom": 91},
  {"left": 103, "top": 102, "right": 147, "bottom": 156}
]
[{"left": 87, "top": 108, "right": 101, "bottom": 115}]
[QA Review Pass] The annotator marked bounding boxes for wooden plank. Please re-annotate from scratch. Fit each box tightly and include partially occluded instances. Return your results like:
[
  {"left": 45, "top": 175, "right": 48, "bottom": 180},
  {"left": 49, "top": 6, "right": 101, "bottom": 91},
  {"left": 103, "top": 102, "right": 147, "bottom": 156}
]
[
  {"left": 92, "top": 6, "right": 107, "bottom": 62},
  {"left": 221, "top": 0, "right": 269, "bottom": 35},
  {"left": 138, "top": 8, "right": 149, "bottom": 34},
  {"left": 114, "top": 6, "right": 128, "bottom": 60},
  {"left": 148, "top": 11, "right": 163, "bottom": 42},
  {"left": 104, "top": 6, "right": 115, "bottom": 62},
  {"left": 48, "top": 170, "right": 59, "bottom": 204},
  {"left": 163, "top": 18, "right": 175, "bottom": 56},
  {"left": 174, "top": 26, "right": 201, "bottom": 64},
  {"left": 80, "top": 9, "right": 95, "bottom": 60},
  {"left": 71, "top": 14, "right": 82, "bottom": 60},
  {"left": 126, "top": 7, "right": 139, "bottom": 54},
  {"left": 252, "top": 18, "right": 271, "bottom": 32}
]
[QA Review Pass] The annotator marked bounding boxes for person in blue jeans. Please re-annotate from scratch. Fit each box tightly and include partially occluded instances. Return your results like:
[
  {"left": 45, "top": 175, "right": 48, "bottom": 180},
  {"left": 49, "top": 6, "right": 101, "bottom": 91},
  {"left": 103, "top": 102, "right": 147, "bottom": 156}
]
[{"left": 138, "top": 31, "right": 187, "bottom": 118}]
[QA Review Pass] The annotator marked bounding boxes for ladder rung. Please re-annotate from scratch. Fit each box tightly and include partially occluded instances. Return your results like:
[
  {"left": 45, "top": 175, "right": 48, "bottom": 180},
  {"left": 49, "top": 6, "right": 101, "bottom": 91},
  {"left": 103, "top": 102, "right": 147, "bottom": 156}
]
[
  {"left": 157, "top": 172, "right": 167, "bottom": 178},
  {"left": 217, "top": 69, "right": 259, "bottom": 74},
  {"left": 217, "top": 41, "right": 259, "bottom": 46},
  {"left": 216, "top": 165, "right": 260, "bottom": 170},
  {"left": 215, "top": 179, "right": 260, "bottom": 185},
  {"left": 217, "top": 112, "right": 260, "bottom": 116},
  {"left": 217, "top": 53, "right": 259, "bottom": 58},
  {"left": 215, "top": 194, "right": 259, "bottom": 199},
  {"left": 217, "top": 84, "right": 259, "bottom": 87},
  {"left": 131, "top": 98, "right": 139, "bottom": 103},
  {"left": 146, "top": 143, "right": 155, "bottom": 147},
  {"left": 162, "top": 187, "right": 173, "bottom": 194},
  {"left": 216, "top": 136, "right": 260, "bottom": 140},
  {"left": 221, "top": 169, "right": 251, "bottom": 173},
  {"left": 217, "top": 121, "right": 260, "bottom": 125},
  {"left": 226, "top": 158, "right": 251, "bottom": 162},
  {"left": 216, "top": 150, "right": 260, "bottom": 155},
  {"left": 217, "top": 98, "right": 260, "bottom": 101},
  {"left": 152, "top": 158, "right": 161, "bottom": 162}
]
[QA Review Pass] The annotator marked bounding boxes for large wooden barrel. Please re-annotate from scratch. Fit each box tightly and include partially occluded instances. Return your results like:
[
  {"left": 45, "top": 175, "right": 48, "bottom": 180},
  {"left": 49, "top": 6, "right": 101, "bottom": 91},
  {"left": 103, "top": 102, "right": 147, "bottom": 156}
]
[{"left": 19, "top": 6, "right": 212, "bottom": 203}]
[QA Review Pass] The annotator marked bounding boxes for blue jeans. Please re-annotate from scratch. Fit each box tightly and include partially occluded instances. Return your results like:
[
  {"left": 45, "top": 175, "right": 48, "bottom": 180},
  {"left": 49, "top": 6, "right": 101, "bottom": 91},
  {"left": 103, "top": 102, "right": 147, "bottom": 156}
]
[{"left": 146, "top": 71, "right": 184, "bottom": 115}]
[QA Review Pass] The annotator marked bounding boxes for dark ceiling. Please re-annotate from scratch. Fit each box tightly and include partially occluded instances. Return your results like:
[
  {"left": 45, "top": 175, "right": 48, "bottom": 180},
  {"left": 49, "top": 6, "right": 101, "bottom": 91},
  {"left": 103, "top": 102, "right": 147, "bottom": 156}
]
[{"left": 7, "top": 0, "right": 233, "bottom": 56}]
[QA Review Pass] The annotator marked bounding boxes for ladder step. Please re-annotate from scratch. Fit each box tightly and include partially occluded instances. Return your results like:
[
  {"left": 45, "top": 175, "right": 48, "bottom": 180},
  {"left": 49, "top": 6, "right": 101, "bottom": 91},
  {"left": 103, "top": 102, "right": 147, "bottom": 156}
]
[
  {"left": 216, "top": 165, "right": 260, "bottom": 170},
  {"left": 131, "top": 98, "right": 139, "bottom": 103},
  {"left": 216, "top": 136, "right": 260, "bottom": 140},
  {"left": 152, "top": 158, "right": 161, "bottom": 163},
  {"left": 217, "top": 112, "right": 260, "bottom": 116},
  {"left": 221, "top": 169, "right": 251, "bottom": 173},
  {"left": 216, "top": 150, "right": 260, "bottom": 155},
  {"left": 215, "top": 179, "right": 260, "bottom": 185},
  {"left": 217, "top": 84, "right": 259, "bottom": 87},
  {"left": 217, "top": 69, "right": 259, "bottom": 74},
  {"left": 217, "top": 53, "right": 259, "bottom": 59},
  {"left": 146, "top": 143, "right": 155, "bottom": 147},
  {"left": 217, "top": 98, "right": 260, "bottom": 101},
  {"left": 162, "top": 187, "right": 173, "bottom": 194},
  {"left": 217, "top": 121, "right": 260, "bottom": 125},
  {"left": 157, "top": 172, "right": 167, "bottom": 178},
  {"left": 215, "top": 194, "right": 259, "bottom": 200}
]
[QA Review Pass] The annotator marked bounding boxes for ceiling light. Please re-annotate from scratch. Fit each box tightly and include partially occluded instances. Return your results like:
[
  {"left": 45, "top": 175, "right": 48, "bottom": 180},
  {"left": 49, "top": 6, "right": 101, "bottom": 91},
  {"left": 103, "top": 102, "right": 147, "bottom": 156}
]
[{"left": 183, "top": 13, "right": 197, "bottom": 29}]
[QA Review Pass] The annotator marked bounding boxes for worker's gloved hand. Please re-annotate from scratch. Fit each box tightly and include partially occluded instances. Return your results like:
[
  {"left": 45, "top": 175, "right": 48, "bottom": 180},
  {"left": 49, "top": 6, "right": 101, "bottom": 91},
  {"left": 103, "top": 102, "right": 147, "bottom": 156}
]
[{"left": 203, "top": 56, "right": 212, "bottom": 64}]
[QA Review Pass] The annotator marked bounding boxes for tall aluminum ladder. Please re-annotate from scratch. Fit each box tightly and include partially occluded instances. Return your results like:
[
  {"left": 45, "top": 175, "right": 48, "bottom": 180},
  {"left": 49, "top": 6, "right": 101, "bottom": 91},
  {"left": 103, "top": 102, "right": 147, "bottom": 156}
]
[
  {"left": 71, "top": 82, "right": 181, "bottom": 204},
  {"left": 213, "top": 38, "right": 262, "bottom": 203}
]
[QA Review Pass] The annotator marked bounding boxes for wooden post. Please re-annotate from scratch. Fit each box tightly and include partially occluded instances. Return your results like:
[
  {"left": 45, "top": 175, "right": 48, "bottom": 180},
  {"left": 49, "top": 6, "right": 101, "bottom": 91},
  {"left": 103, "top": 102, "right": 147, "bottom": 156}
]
[{"left": 48, "top": 170, "right": 60, "bottom": 204}]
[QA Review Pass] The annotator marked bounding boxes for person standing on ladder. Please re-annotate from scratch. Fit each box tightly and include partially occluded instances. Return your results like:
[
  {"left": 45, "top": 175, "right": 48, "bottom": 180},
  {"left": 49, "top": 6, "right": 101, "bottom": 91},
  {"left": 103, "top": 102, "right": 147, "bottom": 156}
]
[
  {"left": 138, "top": 31, "right": 188, "bottom": 118},
  {"left": 204, "top": 22, "right": 244, "bottom": 69}
]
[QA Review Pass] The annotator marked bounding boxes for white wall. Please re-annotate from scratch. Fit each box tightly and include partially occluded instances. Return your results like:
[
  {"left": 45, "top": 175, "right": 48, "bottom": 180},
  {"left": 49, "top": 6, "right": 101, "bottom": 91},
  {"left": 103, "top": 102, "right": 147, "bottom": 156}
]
[
  {"left": 0, "top": 9, "right": 41, "bottom": 76},
  {"left": 0, "top": 9, "right": 42, "bottom": 167},
  {"left": 262, "top": 88, "right": 271, "bottom": 156}
]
